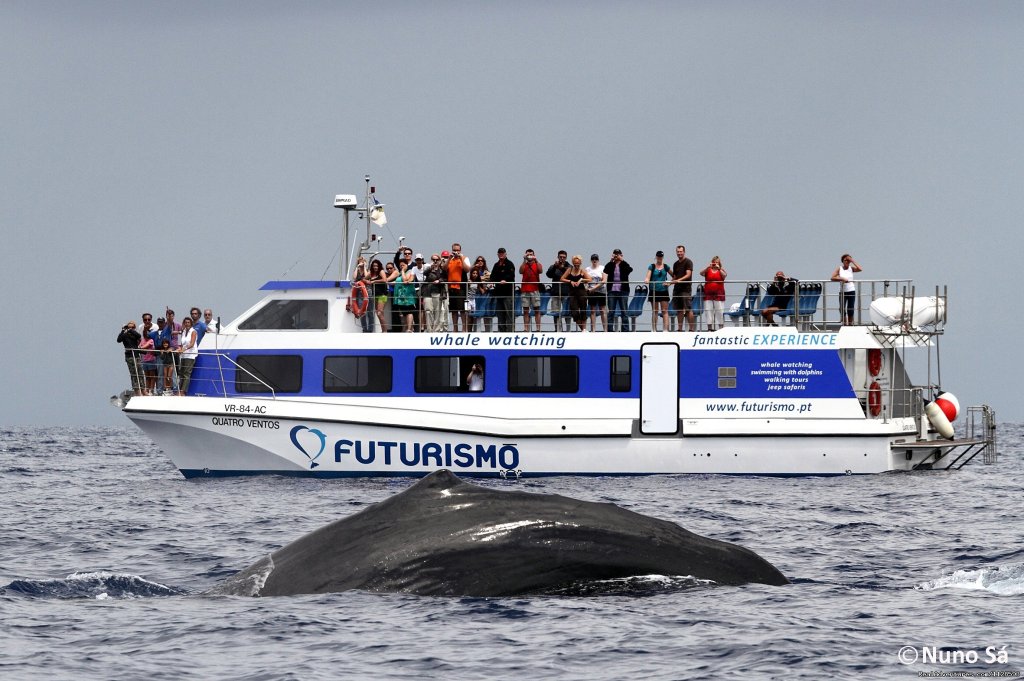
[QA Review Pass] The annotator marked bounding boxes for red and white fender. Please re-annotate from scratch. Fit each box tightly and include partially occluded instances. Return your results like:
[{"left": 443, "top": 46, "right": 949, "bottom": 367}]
[{"left": 924, "top": 391, "right": 959, "bottom": 439}]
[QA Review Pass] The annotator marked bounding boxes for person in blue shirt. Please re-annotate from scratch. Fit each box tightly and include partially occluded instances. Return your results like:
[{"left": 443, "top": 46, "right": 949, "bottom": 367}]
[{"left": 189, "top": 307, "right": 207, "bottom": 345}]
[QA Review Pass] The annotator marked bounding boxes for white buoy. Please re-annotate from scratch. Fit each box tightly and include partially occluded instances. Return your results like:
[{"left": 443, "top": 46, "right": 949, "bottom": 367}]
[{"left": 924, "top": 400, "right": 955, "bottom": 439}]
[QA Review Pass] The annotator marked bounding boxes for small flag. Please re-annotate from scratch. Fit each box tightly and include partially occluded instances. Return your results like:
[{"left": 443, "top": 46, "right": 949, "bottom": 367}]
[{"left": 370, "top": 196, "right": 387, "bottom": 226}]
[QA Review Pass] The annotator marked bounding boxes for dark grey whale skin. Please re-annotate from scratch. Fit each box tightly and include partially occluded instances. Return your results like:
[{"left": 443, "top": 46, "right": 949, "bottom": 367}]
[{"left": 209, "top": 470, "right": 787, "bottom": 597}]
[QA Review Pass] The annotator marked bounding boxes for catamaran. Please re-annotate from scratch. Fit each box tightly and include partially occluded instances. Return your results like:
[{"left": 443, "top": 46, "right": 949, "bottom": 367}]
[{"left": 120, "top": 177, "right": 997, "bottom": 478}]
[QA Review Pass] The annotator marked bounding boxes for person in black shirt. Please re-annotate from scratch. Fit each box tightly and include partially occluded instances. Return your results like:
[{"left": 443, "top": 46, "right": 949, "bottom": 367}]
[
  {"left": 116, "top": 321, "right": 143, "bottom": 395},
  {"left": 603, "top": 249, "right": 634, "bottom": 331},
  {"left": 762, "top": 271, "right": 798, "bottom": 326},
  {"left": 490, "top": 247, "right": 517, "bottom": 332}
]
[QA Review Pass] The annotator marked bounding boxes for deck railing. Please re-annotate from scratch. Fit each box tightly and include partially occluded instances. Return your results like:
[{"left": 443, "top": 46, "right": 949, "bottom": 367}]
[{"left": 361, "top": 278, "right": 940, "bottom": 333}]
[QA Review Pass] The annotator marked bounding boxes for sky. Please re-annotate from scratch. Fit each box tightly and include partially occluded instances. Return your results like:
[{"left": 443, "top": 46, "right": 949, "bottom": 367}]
[{"left": 2, "top": 0, "right": 1021, "bottom": 425}]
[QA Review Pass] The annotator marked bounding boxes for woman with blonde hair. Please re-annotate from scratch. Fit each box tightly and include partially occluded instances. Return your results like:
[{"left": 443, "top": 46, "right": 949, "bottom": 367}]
[{"left": 560, "top": 255, "right": 592, "bottom": 332}]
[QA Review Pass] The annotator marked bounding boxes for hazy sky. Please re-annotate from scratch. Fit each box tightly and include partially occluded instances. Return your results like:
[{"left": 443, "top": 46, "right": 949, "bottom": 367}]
[{"left": 2, "top": 0, "right": 1021, "bottom": 425}]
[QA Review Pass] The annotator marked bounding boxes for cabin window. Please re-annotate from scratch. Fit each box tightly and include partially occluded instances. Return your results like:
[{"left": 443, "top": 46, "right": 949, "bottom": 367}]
[
  {"left": 718, "top": 366, "right": 737, "bottom": 389},
  {"left": 238, "top": 299, "right": 329, "bottom": 330},
  {"left": 610, "top": 355, "right": 631, "bottom": 392},
  {"left": 508, "top": 356, "right": 578, "bottom": 393},
  {"left": 235, "top": 355, "right": 303, "bottom": 393},
  {"left": 415, "top": 356, "right": 486, "bottom": 393},
  {"left": 324, "top": 356, "right": 392, "bottom": 393}
]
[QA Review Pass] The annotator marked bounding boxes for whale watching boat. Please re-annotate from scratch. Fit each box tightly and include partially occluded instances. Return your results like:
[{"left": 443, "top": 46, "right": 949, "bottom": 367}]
[{"left": 120, "top": 177, "right": 997, "bottom": 478}]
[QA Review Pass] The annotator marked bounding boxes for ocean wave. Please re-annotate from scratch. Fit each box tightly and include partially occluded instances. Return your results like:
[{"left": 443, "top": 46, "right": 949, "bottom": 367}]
[
  {"left": 3, "top": 571, "right": 184, "bottom": 599},
  {"left": 916, "top": 562, "right": 1024, "bottom": 595}
]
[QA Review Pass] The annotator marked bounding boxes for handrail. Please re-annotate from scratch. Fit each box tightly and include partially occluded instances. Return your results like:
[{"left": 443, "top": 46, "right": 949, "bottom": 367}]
[{"left": 120, "top": 348, "right": 277, "bottom": 398}]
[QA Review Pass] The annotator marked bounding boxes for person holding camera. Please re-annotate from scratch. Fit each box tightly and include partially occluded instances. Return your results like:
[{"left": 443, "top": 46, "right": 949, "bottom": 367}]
[
  {"left": 467, "top": 363, "right": 484, "bottom": 392},
  {"left": 762, "top": 271, "right": 799, "bottom": 326},
  {"left": 519, "top": 248, "right": 543, "bottom": 332},
  {"left": 546, "top": 250, "right": 570, "bottom": 331},
  {"left": 116, "top": 321, "right": 143, "bottom": 396},
  {"left": 423, "top": 254, "right": 450, "bottom": 332}
]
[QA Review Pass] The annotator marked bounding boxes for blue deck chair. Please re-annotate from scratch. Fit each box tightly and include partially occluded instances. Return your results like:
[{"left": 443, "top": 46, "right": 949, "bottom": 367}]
[
  {"left": 776, "top": 283, "right": 823, "bottom": 327},
  {"left": 625, "top": 285, "right": 648, "bottom": 331},
  {"left": 724, "top": 284, "right": 761, "bottom": 326},
  {"left": 538, "top": 291, "right": 551, "bottom": 316}
]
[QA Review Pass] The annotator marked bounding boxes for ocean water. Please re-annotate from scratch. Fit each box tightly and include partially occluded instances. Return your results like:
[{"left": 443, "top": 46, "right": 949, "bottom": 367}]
[{"left": 1, "top": 424, "right": 1022, "bottom": 680}]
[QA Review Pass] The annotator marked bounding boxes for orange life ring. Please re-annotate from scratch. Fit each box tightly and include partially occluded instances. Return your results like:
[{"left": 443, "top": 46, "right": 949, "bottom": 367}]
[
  {"left": 868, "top": 348, "right": 882, "bottom": 377},
  {"left": 867, "top": 381, "right": 882, "bottom": 417},
  {"left": 350, "top": 281, "right": 369, "bottom": 317}
]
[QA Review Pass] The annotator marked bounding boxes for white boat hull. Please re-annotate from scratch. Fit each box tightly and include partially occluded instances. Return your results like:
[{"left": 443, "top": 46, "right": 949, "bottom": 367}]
[{"left": 126, "top": 397, "right": 934, "bottom": 477}]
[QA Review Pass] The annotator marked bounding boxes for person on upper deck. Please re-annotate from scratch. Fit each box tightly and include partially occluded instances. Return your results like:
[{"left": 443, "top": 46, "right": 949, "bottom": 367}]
[
  {"left": 546, "top": 250, "right": 570, "bottom": 332},
  {"left": 700, "top": 256, "right": 727, "bottom": 331},
  {"left": 586, "top": 254, "right": 607, "bottom": 332},
  {"left": 830, "top": 253, "right": 862, "bottom": 325},
  {"left": 604, "top": 249, "right": 633, "bottom": 332},
  {"left": 560, "top": 254, "right": 592, "bottom": 332},
  {"left": 366, "top": 259, "right": 392, "bottom": 333},
  {"left": 670, "top": 245, "right": 695, "bottom": 331},
  {"left": 490, "top": 247, "right": 517, "bottom": 333},
  {"left": 645, "top": 251, "right": 671, "bottom": 332},
  {"left": 116, "top": 320, "right": 143, "bottom": 396},
  {"left": 519, "top": 248, "right": 543, "bottom": 332},
  {"left": 468, "top": 256, "right": 491, "bottom": 332},
  {"left": 448, "top": 243, "right": 472, "bottom": 332},
  {"left": 761, "top": 271, "right": 798, "bottom": 326},
  {"left": 393, "top": 259, "right": 418, "bottom": 332},
  {"left": 423, "top": 254, "right": 449, "bottom": 332}
]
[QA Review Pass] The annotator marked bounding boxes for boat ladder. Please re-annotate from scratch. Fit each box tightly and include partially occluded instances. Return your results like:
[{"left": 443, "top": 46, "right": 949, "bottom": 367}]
[{"left": 911, "top": 404, "right": 998, "bottom": 470}]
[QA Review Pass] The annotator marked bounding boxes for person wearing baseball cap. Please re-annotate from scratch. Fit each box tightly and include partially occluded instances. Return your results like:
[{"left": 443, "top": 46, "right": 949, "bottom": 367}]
[
  {"left": 604, "top": 249, "right": 633, "bottom": 331},
  {"left": 761, "top": 270, "right": 798, "bottom": 326}
]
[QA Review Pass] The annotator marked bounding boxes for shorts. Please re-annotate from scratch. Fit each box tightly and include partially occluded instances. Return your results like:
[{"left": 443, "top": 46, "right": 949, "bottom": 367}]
[
  {"left": 375, "top": 295, "right": 387, "bottom": 305},
  {"left": 142, "top": 360, "right": 157, "bottom": 373},
  {"left": 449, "top": 285, "right": 466, "bottom": 311},
  {"left": 521, "top": 291, "right": 541, "bottom": 309},
  {"left": 651, "top": 288, "right": 669, "bottom": 303},
  {"left": 587, "top": 290, "right": 607, "bottom": 307},
  {"left": 671, "top": 291, "right": 692, "bottom": 311}
]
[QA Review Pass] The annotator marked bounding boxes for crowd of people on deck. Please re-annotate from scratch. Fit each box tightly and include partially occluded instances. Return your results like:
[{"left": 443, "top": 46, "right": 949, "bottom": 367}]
[
  {"left": 349, "top": 243, "right": 863, "bottom": 334},
  {"left": 116, "top": 307, "right": 217, "bottom": 397},
  {"left": 115, "top": 251, "right": 863, "bottom": 394}
]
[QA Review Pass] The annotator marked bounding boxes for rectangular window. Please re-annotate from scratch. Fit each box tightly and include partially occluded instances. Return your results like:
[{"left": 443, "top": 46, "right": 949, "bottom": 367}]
[
  {"left": 610, "top": 355, "right": 631, "bottom": 392},
  {"left": 718, "top": 366, "right": 737, "bottom": 389},
  {"left": 508, "top": 356, "right": 578, "bottom": 393},
  {"left": 324, "top": 356, "right": 392, "bottom": 393},
  {"left": 238, "top": 299, "right": 329, "bottom": 330},
  {"left": 235, "top": 355, "right": 303, "bottom": 393},
  {"left": 415, "top": 355, "right": 485, "bottom": 393}
]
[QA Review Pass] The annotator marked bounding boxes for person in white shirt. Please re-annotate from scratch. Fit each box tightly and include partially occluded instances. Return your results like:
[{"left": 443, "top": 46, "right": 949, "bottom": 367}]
[
  {"left": 585, "top": 254, "right": 607, "bottom": 331},
  {"left": 830, "top": 254, "right": 863, "bottom": 325}
]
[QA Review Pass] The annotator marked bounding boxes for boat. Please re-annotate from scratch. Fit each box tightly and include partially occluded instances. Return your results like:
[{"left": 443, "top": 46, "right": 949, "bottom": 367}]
[{"left": 120, "top": 177, "right": 998, "bottom": 478}]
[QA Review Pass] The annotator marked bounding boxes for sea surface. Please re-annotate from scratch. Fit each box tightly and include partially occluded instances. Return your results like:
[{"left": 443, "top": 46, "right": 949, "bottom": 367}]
[{"left": 1, "top": 424, "right": 1022, "bottom": 680}]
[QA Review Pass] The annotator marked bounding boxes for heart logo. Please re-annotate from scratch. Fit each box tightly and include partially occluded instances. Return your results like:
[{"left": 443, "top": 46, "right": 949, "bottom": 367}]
[{"left": 289, "top": 425, "right": 327, "bottom": 469}]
